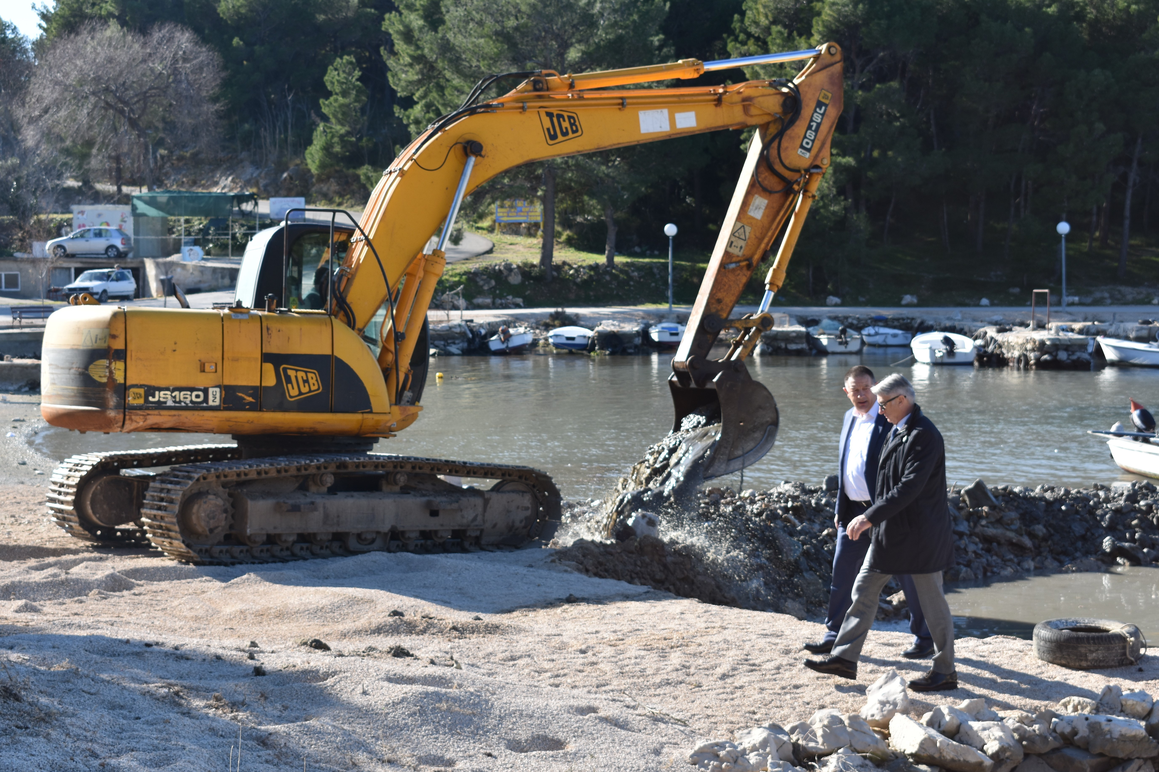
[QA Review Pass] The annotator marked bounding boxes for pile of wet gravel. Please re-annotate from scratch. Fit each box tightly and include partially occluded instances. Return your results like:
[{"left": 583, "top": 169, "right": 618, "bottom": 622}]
[{"left": 552, "top": 478, "right": 1159, "bottom": 617}]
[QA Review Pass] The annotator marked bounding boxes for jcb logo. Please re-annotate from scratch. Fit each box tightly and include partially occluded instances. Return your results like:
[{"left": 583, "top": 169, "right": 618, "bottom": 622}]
[
  {"left": 540, "top": 110, "right": 582, "bottom": 145},
  {"left": 280, "top": 365, "right": 322, "bottom": 400}
]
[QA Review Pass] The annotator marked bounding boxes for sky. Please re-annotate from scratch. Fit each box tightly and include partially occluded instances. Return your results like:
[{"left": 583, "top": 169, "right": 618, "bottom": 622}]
[{"left": 1, "top": 1, "right": 50, "bottom": 41}]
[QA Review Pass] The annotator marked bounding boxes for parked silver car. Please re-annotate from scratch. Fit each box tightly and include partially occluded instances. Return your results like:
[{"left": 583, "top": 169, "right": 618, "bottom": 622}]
[
  {"left": 47, "top": 227, "right": 134, "bottom": 259},
  {"left": 63, "top": 268, "right": 137, "bottom": 302}
]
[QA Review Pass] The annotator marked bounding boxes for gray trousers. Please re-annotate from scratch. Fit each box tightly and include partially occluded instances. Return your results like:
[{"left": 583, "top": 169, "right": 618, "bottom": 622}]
[{"left": 831, "top": 566, "right": 955, "bottom": 674}]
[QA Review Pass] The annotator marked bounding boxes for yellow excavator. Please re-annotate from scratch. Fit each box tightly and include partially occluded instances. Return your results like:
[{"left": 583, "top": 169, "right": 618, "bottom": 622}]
[{"left": 39, "top": 44, "right": 844, "bottom": 563}]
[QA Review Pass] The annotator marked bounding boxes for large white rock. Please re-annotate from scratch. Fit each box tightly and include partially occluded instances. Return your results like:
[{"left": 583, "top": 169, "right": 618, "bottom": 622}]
[
  {"left": 889, "top": 714, "right": 995, "bottom": 772},
  {"left": 1120, "top": 692, "right": 1154, "bottom": 721},
  {"left": 862, "top": 670, "right": 912, "bottom": 729},
  {"left": 1001, "top": 710, "right": 1064, "bottom": 755},
  {"left": 924, "top": 705, "right": 977, "bottom": 738},
  {"left": 790, "top": 709, "right": 850, "bottom": 758},
  {"left": 844, "top": 713, "right": 890, "bottom": 759},
  {"left": 957, "top": 698, "right": 1002, "bottom": 721},
  {"left": 1099, "top": 686, "right": 1124, "bottom": 715},
  {"left": 1059, "top": 697, "right": 1101, "bottom": 715},
  {"left": 737, "top": 725, "right": 795, "bottom": 762},
  {"left": 958, "top": 720, "right": 1025, "bottom": 772},
  {"left": 1052, "top": 714, "right": 1159, "bottom": 759}
]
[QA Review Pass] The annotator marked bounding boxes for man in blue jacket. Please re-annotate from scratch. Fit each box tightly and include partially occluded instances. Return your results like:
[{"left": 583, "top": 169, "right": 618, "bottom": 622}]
[
  {"left": 804, "top": 366, "right": 933, "bottom": 658},
  {"left": 804, "top": 373, "right": 957, "bottom": 692}
]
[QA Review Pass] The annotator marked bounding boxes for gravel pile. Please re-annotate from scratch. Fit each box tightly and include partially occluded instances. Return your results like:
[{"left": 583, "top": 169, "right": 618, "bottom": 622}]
[{"left": 554, "top": 478, "right": 1159, "bottom": 617}]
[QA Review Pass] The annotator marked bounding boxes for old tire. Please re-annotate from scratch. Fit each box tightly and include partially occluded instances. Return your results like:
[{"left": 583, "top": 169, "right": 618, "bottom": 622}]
[
  {"left": 1033, "top": 618, "right": 1145, "bottom": 669},
  {"left": 98, "top": 289, "right": 109, "bottom": 303}
]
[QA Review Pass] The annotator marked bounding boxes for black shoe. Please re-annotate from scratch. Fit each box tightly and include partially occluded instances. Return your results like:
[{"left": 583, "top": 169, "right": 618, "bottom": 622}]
[
  {"left": 908, "top": 669, "right": 958, "bottom": 692},
  {"left": 803, "top": 639, "right": 835, "bottom": 655},
  {"left": 804, "top": 656, "right": 857, "bottom": 680},
  {"left": 902, "top": 642, "right": 935, "bottom": 659}
]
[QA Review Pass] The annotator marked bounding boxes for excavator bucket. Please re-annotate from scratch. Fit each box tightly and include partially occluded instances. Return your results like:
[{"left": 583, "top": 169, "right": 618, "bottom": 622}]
[{"left": 668, "top": 365, "right": 779, "bottom": 480}]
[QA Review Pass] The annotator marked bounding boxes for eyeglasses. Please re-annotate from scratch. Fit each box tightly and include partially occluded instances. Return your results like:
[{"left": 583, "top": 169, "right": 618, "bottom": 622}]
[{"left": 877, "top": 394, "right": 904, "bottom": 409}]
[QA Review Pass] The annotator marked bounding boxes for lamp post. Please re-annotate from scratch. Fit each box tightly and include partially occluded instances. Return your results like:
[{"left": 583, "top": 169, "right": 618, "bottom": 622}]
[
  {"left": 1056, "top": 220, "right": 1070, "bottom": 310},
  {"left": 663, "top": 223, "right": 677, "bottom": 311}
]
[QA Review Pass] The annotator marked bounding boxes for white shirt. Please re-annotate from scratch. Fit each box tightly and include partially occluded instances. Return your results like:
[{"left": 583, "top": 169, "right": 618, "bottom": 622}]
[{"left": 840, "top": 401, "right": 879, "bottom": 503}]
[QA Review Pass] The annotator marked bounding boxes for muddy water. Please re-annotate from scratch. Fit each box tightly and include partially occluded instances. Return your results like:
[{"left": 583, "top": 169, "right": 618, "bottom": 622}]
[{"left": 29, "top": 349, "right": 1159, "bottom": 638}]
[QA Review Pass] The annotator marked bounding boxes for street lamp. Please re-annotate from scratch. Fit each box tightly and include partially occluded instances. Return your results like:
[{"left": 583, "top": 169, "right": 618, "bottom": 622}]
[
  {"left": 1057, "top": 220, "right": 1070, "bottom": 310},
  {"left": 663, "top": 223, "right": 677, "bottom": 311}
]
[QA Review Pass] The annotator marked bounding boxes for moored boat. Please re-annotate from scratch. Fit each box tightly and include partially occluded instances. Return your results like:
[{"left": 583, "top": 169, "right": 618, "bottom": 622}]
[
  {"left": 910, "top": 331, "right": 976, "bottom": 365},
  {"left": 861, "top": 325, "right": 913, "bottom": 347},
  {"left": 814, "top": 331, "right": 864, "bottom": 353},
  {"left": 548, "top": 325, "right": 593, "bottom": 352},
  {"left": 648, "top": 322, "right": 684, "bottom": 348},
  {"left": 1089, "top": 430, "right": 1159, "bottom": 479},
  {"left": 1097, "top": 337, "right": 1159, "bottom": 367},
  {"left": 487, "top": 326, "right": 533, "bottom": 354}
]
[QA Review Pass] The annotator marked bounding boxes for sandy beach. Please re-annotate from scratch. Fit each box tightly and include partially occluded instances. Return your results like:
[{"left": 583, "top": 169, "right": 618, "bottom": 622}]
[{"left": 1, "top": 393, "right": 1156, "bottom": 771}]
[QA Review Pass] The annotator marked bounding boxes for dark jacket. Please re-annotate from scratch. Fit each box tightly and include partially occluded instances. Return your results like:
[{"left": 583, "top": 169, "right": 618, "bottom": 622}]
[
  {"left": 862, "top": 404, "right": 955, "bottom": 575},
  {"left": 835, "top": 409, "right": 892, "bottom": 525}
]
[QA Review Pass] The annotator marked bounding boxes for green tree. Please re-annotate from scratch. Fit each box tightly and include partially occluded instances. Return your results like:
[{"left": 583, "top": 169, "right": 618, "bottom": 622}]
[
  {"left": 306, "top": 55, "right": 369, "bottom": 178},
  {"left": 384, "top": 0, "right": 668, "bottom": 279}
]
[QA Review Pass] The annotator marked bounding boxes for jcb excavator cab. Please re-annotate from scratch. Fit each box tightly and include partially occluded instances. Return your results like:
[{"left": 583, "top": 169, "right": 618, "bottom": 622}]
[{"left": 234, "top": 222, "right": 352, "bottom": 310}]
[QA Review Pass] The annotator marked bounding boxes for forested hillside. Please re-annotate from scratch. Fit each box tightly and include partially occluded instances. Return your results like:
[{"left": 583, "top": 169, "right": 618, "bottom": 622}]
[{"left": 1, "top": 0, "right": 1156, "bottom": 301}]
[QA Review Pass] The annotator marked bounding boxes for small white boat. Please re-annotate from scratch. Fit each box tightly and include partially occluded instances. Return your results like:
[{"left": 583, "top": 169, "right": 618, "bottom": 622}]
[
  {"left": 1097, "top": 337, "right": 1159, "bottom": 367},
  {"left": 548, "top": 325, "right": 593, "bottom": 352},
  {"left": 814, "top": 331, "right": 864, "bottom": 353},
  {"left": 1089, "top": 430, "right": 1159, "bottom": 479},
  {"left": 649, "top": 322, "right": 684, "bottom": 348},
  {"left": 861, "top": 325, "right": 913, "bottom": 347},
  {"left": 487, "top": 325, "right": 533, "bottom": 354},
  {"left": 910, "top": 331, "right": 976, "bottom": 365}
]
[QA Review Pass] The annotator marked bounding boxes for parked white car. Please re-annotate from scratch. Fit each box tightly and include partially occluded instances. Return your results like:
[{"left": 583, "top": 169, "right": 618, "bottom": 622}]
[
  {"left": 47, "top": 227, "right": 134, "bottom": 259},
  {"left": 63, "top": 268, "right": 137, "bottom": 302}
]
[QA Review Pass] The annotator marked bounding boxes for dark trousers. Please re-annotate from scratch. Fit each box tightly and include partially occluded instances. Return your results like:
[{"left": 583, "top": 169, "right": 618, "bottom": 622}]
[{"left": 824, "top": 501, "right": 932, "bottom": 645}]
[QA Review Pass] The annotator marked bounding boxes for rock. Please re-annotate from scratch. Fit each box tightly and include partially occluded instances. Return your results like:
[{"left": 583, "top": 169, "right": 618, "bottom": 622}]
[
  {"left": 824, "top": 474, "right": 839, "bottom": 492},
  {"left": 957, "top": 699, "right": 1002, "bottom": 722},
  {"left": 889, "top": 714, "right": 995, "bottom": 772},
  {"left": 902, "top": 295, "right": 919, "bottom": 306},
  {"left": 1121, "top": 692, "right": 1154, "bottom": 720},
  {"left": 827, "top": 296, "right": 842, "bottom": 306},
  {"left": 1013, "top": 756, "right": 1059, "bottom": 772},
  {"left": 957, "top": 721, "right": 1024, "bottom": 772},
  {"left": 624, "top": 511, "right": 659, "bottom": 539},
  {"left": 1106, "top": 761, "right": 1156, "bottom": 772},
  {"left": 790, "top": 709, "right": 851, "bottom": 758},
  {"left": 1147, "top": 702, "right": 1159, "bottom": 740},
  {"left": 1099, "top": 685, "right": 1124, "bottom": 715},
  {"left": 737, "top": 724, "right": 795, "bottom": 763},
  {"left": 1052, "top": 714, "right": 1159, "bottom": 759},
  {"left": 923, "top": 705, "right": 976, "bottom": 738},
  {"left": 1039, "top": 746, "right": 1122, "bottom": 772},
  {"left": 862, "top": 670, "right": 912, "bottom": 729},
  {"left": 500, "top": 262, "right": 522, "bottom": 284},
  {"left": 845, "top": 713, "right": 890, "bottom": 759},
  {"left": 817, "top": 747, "right": 879, "bottom": 772},
  {"left": 962, "top": 480, "right": 1001, "bottom": 509},
  {"left": 981, "top": 298, "right": 991, "bottom": 306},
  {"left": 1002, "top": 710, "right": 1063, "bottom": 755},
  {"left": 1058, "top": 697, "right": 1100, "bottom": 715}
]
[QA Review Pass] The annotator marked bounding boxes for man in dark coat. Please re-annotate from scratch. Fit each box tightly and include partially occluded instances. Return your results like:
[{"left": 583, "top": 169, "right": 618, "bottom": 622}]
[
  {"left": 804, "top": 366, "right": 932, "bottom": 657},
  {"left": 803, "top": 373, "right": 958, "bottom": 692}
]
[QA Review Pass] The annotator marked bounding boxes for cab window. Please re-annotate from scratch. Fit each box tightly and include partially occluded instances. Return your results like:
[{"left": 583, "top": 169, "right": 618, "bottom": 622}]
[{"left": 285, "top": 231, "right": 351, "bottom": 310}]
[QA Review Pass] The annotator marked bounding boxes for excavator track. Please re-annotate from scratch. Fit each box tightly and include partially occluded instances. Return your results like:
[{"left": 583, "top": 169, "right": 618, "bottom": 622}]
[
  {"left": 47, "top": 445, "right": 242, "bottom": 546},
  {"left": 49, "top": 446, "right": 560, "bottom": 564}
]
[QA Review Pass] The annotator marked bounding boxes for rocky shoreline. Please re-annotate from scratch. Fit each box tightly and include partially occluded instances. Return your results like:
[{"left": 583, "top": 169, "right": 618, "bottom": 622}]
[{"left": 553, "top": 477, "right": 1159, "bottom": 619}]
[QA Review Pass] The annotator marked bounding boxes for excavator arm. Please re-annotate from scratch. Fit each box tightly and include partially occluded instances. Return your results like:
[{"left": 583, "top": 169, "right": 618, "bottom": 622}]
[{"left": 334, "top": 43, "right": 844, "bottom": 476}]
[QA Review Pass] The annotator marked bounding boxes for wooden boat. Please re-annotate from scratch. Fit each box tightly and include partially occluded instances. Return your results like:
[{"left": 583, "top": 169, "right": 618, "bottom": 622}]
[
  {"left": 910, "top": 331, "right": 976, "bottom": 365},
  {"left": 548, "top": 325, "right": 593, "bottom": 352},
  {"left": 487, "top": 325, "right": 533, "bottom": 354},
  {"left": 649, "top": 322, "right": 685, "bottom": 348},
  {"left": 813, "top": 331, "right": 864, "bottom": 353},
  {"left": 861, "top": 325, "right": 913, "bottom": 347},
  {"left": 1096, "top": 337, "right": 1159, "bottom": 367},
  {"left": 1089, "top": 430, "right": 1159, "bottom": 479}
]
